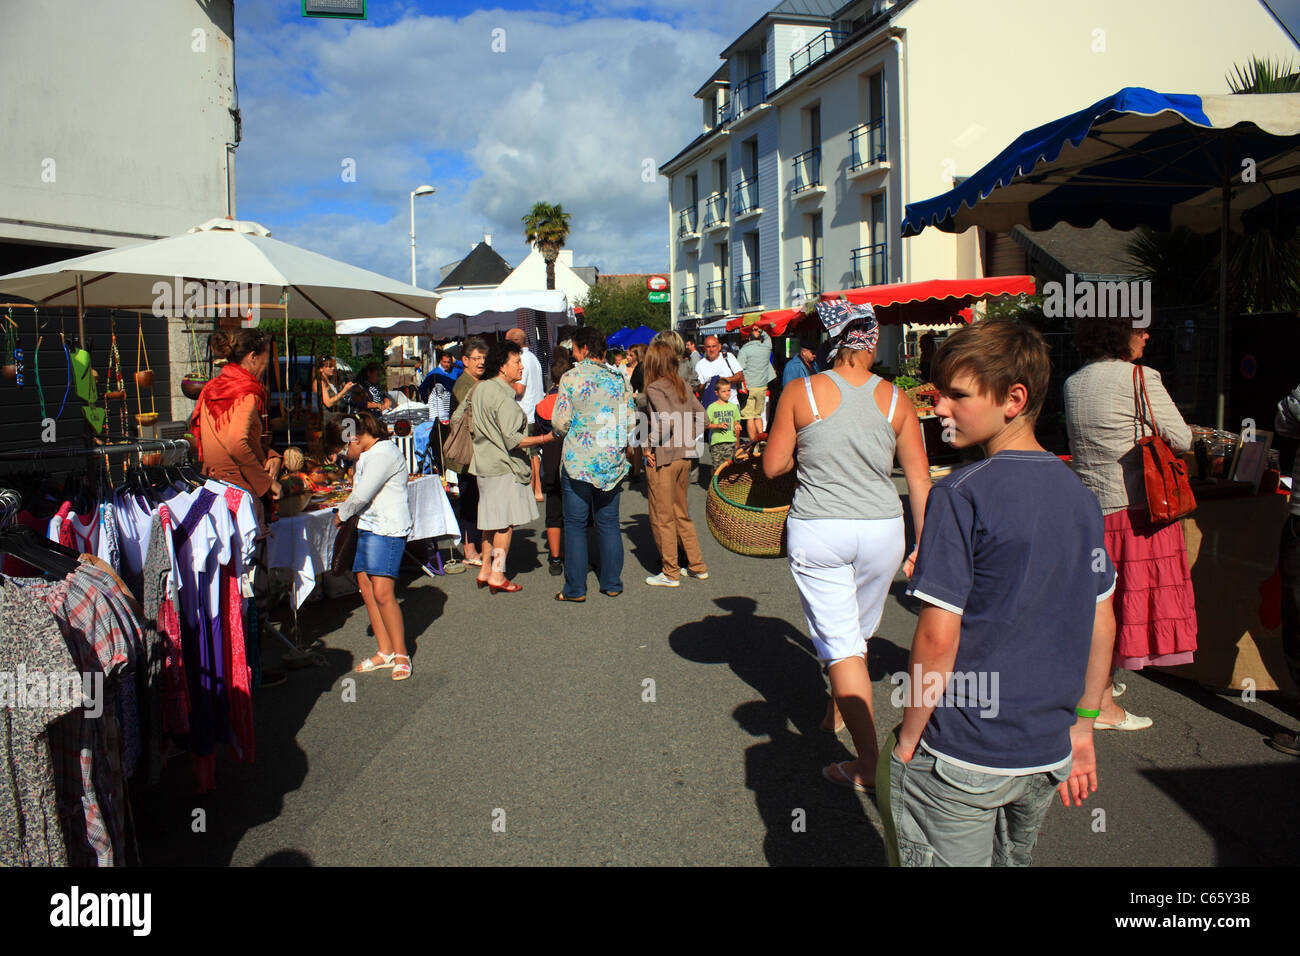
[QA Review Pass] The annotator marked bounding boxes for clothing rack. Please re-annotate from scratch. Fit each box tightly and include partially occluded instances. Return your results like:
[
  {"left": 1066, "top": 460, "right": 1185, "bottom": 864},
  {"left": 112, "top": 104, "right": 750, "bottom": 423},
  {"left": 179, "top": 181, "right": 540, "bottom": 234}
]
[{"left": 0, "top": 438, "right": 189, "bottom": 463}]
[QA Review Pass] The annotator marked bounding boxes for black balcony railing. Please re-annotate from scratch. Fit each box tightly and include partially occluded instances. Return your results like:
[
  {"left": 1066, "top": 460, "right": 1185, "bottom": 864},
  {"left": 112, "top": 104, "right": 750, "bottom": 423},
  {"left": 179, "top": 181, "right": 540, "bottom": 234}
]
[
  {"left": 678, "top": 206, "right": 699, "bottom": 237},
  {"left": 703, "top": 193, "right": 728, "bottom": 228},
  {"left": 716, "top": 102, "right": 730, "bottom": 126},
  {"left": 704, "top": 279, "right": 728, "bottom": 314},
  {"left": 680, "top": 286, "right": 698, "bottom": 315},
  {"left": 734, "top": 177, "right": 759, "bottom": 216},
  {"left": 792, "top": 148, "right": 822, "bottom": 193},
  {"left": 794, "top": 257, "right": 822, "bottom": 296},
  {"left": 850, "top": 117, "right": 887, "bottom": 169},
  {"left": 735, "top": 272, "right": 761, "bottom": 310},
  {"left": 851, "top": 243, "right": 888, "bottom": 287},
  {"left": 731, "top": 71, "right": 767, "bottom": 118},
  {"left": 790, "top": 30, "right": 848, "bottom": 76}
]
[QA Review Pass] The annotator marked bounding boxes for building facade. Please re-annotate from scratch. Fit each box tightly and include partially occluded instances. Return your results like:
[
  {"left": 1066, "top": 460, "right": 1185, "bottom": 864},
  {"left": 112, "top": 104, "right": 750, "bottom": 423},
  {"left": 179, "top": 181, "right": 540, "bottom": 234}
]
[{"left": 661, "top": 0, "right": 1298, "bottom": 366}]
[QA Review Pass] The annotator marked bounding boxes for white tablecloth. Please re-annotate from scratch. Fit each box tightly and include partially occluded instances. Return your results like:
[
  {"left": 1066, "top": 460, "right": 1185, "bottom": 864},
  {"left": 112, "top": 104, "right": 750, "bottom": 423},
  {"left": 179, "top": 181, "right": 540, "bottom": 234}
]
[{"left": 267, "top": 476, "right": 461, "bottom": 608}]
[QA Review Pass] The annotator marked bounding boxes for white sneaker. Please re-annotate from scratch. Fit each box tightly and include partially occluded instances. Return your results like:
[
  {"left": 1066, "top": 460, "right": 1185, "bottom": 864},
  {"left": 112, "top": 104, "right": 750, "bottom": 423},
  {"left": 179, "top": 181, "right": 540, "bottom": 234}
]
[
  {"left": 1095, "top": 710, "right": 1153, "bottom": 731},
  {"left": 683, "top": 569, "right": 709, "bottom": 580},
  {"left": 645, "top": 573, "right": 680, "bottom": 588}
]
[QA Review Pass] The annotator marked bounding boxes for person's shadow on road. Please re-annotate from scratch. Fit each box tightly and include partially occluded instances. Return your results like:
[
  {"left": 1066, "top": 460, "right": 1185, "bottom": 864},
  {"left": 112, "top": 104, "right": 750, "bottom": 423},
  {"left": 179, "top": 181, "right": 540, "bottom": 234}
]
[{"left": 669, "top": 596, "right": 885, "bottom": 865}]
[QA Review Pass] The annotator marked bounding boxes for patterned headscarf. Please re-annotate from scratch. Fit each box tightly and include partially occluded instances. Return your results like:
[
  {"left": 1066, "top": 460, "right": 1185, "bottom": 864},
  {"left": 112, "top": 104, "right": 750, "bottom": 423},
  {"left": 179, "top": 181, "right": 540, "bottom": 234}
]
[{"left": 837, "top": 311, "right": 880, "bottom": 351}]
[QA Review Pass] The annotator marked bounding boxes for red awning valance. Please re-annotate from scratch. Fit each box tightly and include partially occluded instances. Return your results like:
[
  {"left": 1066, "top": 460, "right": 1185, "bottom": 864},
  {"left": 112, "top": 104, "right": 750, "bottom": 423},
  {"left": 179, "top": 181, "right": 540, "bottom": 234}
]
[{"left": 820, "top": 276, "right": 1035, "bottom": 325}]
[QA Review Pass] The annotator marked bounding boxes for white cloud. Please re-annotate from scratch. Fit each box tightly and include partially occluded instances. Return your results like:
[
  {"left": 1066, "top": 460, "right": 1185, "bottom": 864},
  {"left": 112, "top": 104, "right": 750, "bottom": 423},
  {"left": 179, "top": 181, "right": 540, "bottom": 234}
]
[{"left": 234, "top": 7, "right": 748, "bottom": 291}]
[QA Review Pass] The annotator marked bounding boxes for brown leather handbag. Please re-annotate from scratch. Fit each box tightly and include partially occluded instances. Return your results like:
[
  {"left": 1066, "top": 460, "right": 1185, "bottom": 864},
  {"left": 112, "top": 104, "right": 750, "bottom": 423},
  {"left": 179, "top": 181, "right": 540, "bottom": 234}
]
[{"left": 1133, "top": 365, "right": 1196, "bottom": 523}]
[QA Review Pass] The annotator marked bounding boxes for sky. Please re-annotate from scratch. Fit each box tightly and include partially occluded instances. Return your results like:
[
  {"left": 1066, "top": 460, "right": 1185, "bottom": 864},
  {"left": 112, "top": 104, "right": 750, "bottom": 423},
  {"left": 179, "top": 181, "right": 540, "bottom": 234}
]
[
  {"left": 233, "top": 1, "right": 1300, "bottom": 291},
  {"left": 232, "top": 0, "right": 774, "bottom": 289}
]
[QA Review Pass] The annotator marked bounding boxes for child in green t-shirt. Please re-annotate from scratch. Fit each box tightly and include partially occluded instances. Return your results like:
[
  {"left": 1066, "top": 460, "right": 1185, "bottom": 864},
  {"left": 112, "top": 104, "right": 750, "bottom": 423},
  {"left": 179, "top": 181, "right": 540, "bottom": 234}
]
[{"left": 706, "top": 378, "right": 742, "bottom": 469}]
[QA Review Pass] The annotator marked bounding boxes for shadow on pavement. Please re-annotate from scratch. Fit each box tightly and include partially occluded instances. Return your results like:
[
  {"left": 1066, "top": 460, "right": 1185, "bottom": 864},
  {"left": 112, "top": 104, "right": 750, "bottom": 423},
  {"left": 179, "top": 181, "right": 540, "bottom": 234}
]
[
  {"left": 670, "top": 596, "right": 885, "bottom": 865},
  {"left": 1141, "top": 762, "right": 1300, "bottom": 865}
]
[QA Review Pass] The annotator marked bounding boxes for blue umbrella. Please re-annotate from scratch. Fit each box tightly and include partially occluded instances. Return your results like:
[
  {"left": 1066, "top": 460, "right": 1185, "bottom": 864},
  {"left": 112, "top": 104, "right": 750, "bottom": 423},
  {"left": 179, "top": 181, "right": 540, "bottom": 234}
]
[
  {"left": 606, "top": 327, "right": 633, "bottom": 348},
  {"left": 903, "top": 87, "right": 1300, "bottom": 427},
  {"left": 621, "top": 325, "right": 659, "bottom": 347}
]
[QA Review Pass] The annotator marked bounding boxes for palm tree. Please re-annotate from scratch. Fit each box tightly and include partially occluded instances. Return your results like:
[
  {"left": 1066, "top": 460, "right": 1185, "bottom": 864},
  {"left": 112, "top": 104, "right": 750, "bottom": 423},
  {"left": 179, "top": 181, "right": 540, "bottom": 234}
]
[
  {"left": 1126, "top": 57, "right": 1300, "bottom": 313},
  {"left": 522, "top": 202, "right": 572, "bottom": 291}
]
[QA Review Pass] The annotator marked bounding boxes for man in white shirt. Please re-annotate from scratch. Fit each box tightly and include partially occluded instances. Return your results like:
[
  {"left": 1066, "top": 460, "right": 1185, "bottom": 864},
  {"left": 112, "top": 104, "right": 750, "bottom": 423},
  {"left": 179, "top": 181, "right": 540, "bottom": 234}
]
[
  {"left": 695, "top": 335, "right": 744, "bottom": 391},
  {"left": 506, "top": 327, "right": 546, "bottom": 501}
]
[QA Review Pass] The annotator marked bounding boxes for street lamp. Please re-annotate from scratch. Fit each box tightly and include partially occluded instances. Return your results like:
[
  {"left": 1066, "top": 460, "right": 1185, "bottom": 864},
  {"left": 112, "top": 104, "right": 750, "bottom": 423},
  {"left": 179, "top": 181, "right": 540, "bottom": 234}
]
[
  {"left": 407, "top": 185, "right": 436, "bottom": 368},
  {"left": 410, "top": 184, "right": 436, "bottom": 286}
]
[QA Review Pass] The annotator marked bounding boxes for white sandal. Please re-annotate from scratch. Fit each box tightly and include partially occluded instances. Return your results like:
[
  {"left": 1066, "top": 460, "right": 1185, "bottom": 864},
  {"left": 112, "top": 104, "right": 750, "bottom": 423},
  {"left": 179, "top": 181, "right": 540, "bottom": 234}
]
[
  {"left": 392, "top": 654, "right": 412, "bottom": 681},
  {"left": 356, "top": 652, "right": 396, "bottom": 673}
]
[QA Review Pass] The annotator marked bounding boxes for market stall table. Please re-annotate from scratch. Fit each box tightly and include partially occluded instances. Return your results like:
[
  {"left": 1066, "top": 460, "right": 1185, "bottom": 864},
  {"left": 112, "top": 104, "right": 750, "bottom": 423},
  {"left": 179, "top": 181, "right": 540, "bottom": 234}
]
[
  {"left": 1155, "top": 481, "right": 1298, "bottom": 696},
  {"left": 267, "top": 474, "right": 461, "bottom": 609}
]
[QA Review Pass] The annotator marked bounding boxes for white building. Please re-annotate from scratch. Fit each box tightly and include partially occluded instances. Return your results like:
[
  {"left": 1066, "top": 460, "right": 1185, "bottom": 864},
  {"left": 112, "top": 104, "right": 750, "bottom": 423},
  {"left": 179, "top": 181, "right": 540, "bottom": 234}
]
[
  {"left": 661, "top": 0, "right": 1299, "bottom": 365},
  {"left": 1, "top": 0, "right": 237, "bottom": 266},
  {"left": 0, "top": 0, "right": 238, "bottom": 440},
  {"left": 498, "top": 247, "right": 594, "bottom": 303}
]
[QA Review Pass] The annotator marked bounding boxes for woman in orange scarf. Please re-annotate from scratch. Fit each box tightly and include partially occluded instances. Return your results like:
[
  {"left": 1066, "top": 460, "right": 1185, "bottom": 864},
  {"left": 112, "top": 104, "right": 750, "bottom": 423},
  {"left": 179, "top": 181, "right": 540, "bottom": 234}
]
[{"left": 191, "top": 330, "right": 282, "bottom": 515}]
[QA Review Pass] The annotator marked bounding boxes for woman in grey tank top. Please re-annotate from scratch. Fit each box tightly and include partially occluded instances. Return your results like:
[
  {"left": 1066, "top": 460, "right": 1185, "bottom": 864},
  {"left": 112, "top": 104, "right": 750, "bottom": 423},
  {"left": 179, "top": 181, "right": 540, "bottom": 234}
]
[{"left": 765, "top": 314, "right": 932, "bottom": 792}]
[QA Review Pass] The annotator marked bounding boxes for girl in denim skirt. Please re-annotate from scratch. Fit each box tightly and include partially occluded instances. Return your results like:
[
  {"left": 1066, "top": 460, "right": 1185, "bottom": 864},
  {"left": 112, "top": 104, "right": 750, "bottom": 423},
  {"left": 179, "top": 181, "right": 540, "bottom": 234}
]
[{"left": 335, "top": 412, "right": 415, "bottom": 680}]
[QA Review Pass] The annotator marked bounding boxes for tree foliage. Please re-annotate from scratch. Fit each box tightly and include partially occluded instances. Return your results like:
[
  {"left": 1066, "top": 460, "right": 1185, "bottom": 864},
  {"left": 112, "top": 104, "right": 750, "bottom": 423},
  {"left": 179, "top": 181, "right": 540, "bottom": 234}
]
[
  {"left": 576, "top": 282, "right": 671, "bottom": 335},
  {"left": 522, "top": 201, "right": 572, "bottom": 291}
]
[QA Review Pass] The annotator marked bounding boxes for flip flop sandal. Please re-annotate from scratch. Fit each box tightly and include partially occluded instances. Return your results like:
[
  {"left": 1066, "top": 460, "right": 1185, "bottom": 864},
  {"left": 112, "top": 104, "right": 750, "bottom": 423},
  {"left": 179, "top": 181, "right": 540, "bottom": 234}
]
[
  {"left": 356, "top": 652, "right": 396, "bottom": 673},
  {"left": 822, "top": 761, "right": 875, "bottom": 794},
  {"left": 555, "top": 592, "right": 586, "bottom": 602},
  {"left": 463, "top": 558, "right": 483, "bottom": 567}
]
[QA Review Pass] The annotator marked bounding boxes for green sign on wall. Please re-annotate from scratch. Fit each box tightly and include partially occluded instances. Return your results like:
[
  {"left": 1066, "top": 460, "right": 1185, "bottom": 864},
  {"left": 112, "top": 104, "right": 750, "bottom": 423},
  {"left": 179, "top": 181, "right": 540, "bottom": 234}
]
[
  {"left": 303, "top": 0, "right": 366, "bottom": 19},
  {"left": 648, "top": 291, "right": 669, "bottom": 304}
]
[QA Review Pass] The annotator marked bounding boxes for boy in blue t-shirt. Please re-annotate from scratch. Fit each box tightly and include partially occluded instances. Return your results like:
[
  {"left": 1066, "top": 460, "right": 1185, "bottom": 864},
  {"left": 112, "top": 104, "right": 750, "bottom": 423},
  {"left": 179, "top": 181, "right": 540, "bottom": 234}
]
[{"left": 883, "top": 319, "right": 1117, "bottom": 867}]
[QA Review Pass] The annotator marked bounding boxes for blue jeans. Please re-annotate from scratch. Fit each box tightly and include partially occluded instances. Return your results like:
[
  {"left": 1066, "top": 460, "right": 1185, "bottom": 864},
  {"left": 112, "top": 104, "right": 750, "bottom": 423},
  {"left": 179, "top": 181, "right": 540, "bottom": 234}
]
[{"left": 561, "top": 470, "right": 623, "bottom": 597}]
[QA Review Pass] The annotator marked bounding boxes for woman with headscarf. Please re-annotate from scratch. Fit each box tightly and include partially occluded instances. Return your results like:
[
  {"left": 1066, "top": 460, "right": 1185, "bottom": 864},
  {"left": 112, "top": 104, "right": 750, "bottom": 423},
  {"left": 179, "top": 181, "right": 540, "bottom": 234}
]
[{"left": 764, "top": 311, "right": 932, "bottom": 793}]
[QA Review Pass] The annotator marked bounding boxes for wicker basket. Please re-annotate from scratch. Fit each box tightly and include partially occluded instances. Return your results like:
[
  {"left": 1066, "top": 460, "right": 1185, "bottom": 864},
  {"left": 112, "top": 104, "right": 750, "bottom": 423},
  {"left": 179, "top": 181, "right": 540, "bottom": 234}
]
[
  {"left": 277, "top": 492, "right": 312, "bottom": 517},
  {"left": 705, "top": 444, "right": 798, "bottom": 558}
]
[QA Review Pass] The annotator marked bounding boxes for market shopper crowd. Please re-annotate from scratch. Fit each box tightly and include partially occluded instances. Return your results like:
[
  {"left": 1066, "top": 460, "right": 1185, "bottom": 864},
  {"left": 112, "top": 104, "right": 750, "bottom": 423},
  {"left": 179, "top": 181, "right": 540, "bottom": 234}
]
[{"left": 181, "top": 310, "right": 1300, "bottom": 867}]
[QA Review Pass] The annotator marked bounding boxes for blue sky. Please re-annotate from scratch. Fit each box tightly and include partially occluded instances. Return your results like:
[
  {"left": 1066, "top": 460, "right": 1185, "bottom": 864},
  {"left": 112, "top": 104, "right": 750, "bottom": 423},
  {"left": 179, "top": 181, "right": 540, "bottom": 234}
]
[
  {"left": 232, "top": 0, "right": 770, "bottom": 286},
  {"left": 232, "top": 1, "right": 1300, "bottom": 291}
]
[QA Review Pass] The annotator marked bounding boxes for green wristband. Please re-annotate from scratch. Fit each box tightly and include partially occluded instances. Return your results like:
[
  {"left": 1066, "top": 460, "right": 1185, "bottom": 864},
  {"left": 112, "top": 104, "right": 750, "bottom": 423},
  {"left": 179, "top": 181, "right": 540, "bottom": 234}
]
[{"left": 1076, "top": 707, "right": 1101, "bottom": 718}]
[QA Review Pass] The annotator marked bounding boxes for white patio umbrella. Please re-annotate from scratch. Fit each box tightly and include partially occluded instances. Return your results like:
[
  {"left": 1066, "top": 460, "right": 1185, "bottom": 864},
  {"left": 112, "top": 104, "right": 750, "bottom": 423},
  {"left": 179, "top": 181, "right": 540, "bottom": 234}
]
[{"left": 0, "top": 217, "right": 441, "bottom": 321}]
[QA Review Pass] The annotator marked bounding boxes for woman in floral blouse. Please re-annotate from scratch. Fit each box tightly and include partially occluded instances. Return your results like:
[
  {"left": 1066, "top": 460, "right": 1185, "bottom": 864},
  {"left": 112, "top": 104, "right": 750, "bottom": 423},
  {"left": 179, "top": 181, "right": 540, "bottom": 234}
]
[{"left": 551, "top": 326, "right": 636, "bottom": 602}]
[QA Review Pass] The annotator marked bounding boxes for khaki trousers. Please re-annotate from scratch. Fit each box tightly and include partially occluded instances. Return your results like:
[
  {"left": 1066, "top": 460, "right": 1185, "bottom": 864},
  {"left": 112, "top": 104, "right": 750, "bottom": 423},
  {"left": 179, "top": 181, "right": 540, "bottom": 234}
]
[{"left": 646, "top": 457, "right": 706, "bottom": 580}]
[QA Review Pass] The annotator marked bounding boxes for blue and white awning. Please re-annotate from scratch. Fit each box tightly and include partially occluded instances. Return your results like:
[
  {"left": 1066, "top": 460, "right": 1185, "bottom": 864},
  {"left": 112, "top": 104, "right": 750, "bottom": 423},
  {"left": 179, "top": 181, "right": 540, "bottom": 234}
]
[{"left": 903, "top": 88, "right": 1300, "bottom": 238}]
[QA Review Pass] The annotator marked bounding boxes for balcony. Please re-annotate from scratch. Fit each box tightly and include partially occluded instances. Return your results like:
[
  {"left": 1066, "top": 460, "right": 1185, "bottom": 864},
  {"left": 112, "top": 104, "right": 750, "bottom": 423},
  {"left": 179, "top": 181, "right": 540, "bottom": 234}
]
[
  {"left": 677, "top": 206, "right": 699, "bottom": 240},
  {"left": 850, "top": 117, "right": 889, "bottom": 176},
  {"left": 715, "top": 102, "right": 730, "bottom": 126},
  {"left": 730, "top": 71, "right": 767, "bottom": 120},
  {"left": 792, "top": 148, "right": 824, "bottom": 198},
  {"left": 851, "top": 243, "right": 888, "bottom": 288},
  {"left": 704, "top": 279, "right": 728, "bottom": 315},
  {"left": 790, "top": 30, "right": 849, "bottom": 77},
  {"left": 703, "top": 193, "right": 728, "bottom": 232},
  {"left": 734, "top": 177, "right": 761, "bottom": 219},
  {"left": 680, "top": 286, "right": 698, "bottom": 316},
  {"left": 794, "top": 257, "right": 823, "bottom": 297},
  {"left": 735, "top": 272, "right": 761, "bottom": 310}
]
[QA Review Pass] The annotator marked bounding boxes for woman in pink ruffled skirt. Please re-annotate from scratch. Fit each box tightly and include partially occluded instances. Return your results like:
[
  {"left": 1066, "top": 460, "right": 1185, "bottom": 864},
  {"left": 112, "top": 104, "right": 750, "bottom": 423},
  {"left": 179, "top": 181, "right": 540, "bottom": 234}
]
[{"left": 1065, "top": 316, "right": 1197, "bottom": 731}]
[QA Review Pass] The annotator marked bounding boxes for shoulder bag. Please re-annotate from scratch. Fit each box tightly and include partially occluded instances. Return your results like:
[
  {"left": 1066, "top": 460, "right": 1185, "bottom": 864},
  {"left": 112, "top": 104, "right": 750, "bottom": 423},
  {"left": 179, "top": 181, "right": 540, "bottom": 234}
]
[
  {"left": 443, "top": 386, "right": 477, "bottom": 469},
  {"left": 1133, "top": 364, "right": 1196, "bottom": 523}
]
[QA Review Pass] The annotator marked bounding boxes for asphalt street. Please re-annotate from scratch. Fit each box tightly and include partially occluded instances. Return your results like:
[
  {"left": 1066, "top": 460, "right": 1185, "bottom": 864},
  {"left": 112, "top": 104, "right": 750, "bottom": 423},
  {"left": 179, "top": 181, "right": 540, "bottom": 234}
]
[{"left": 134, "top": 472, "right": 1300, "bottom": 866}]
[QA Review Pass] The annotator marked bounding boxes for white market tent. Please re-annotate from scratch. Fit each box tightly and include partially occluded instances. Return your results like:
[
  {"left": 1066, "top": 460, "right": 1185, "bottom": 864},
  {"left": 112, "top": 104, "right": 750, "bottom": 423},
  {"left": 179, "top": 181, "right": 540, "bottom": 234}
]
[{"left": 431, "top": 288, "right": 569, "bottom": 338}]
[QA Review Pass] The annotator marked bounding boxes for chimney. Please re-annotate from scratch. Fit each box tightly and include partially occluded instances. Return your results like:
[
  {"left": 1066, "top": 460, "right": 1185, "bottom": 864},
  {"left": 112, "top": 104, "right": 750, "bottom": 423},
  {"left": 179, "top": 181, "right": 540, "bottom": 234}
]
[{"left": 484, "top": 233, "right": 493, "bottom": 246}]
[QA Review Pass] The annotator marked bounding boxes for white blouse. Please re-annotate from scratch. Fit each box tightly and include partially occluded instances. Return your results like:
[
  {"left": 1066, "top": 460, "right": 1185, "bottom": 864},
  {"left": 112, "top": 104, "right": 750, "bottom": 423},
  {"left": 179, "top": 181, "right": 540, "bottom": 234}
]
[{"left": 338, "top": 439, "right": 412, "bottom": 537}]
